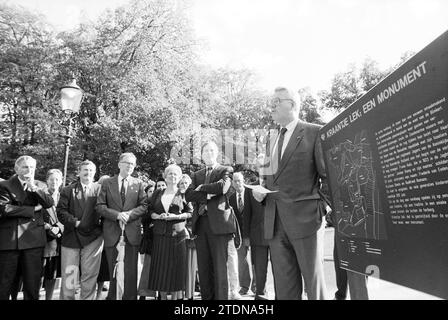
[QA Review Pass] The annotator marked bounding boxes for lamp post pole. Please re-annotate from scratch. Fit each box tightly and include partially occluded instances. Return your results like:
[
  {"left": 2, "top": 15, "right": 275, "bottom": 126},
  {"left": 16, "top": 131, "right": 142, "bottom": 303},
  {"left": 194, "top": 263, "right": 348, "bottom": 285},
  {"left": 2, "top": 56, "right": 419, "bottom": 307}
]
[
  {"left": 62, "top": 116, "right": 73, "bottom": 187},
  {"left": 60, "top": 78, "right": 83, "bottom": 186}
]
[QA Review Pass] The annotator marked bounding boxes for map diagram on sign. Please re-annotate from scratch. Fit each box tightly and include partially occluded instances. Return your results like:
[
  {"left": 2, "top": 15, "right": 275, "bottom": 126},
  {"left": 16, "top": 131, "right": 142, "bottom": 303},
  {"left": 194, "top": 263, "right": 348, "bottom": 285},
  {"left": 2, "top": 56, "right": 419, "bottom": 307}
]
[{"left": 327, "top": 131, "right": 387, "bottom": 240}]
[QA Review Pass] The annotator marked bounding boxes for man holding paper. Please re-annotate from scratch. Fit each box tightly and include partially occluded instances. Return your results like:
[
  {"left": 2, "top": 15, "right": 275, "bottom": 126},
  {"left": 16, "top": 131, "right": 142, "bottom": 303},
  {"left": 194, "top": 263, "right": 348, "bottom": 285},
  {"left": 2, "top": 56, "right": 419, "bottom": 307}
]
[{"left": 253, "top": 87, "right": 331, "bottom": 300}]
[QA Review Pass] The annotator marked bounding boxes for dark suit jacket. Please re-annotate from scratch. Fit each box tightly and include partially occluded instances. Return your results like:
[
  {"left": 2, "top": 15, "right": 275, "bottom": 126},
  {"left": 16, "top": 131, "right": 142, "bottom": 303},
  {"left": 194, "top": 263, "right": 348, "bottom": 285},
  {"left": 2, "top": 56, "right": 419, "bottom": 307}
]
[
  {"left": 229, "top": 187, "right": 252, "bottom": 239},
  {"left": 185, "top": 165, "right": 236, "bottom": 235},
  {"left": 96, "top": 175, "right": 147, "bottom": 247},
  {"left": 262, "top": 120, "right": 330, "bottom": 240},
  {"left": 244, "top": 188, "right": 268, "bottom": 247},
  {"left": 150, "top": 189, "right": 193, "bottom": 238},
  {"left": 57, "top": 182, "right": 102, "bottom": 248},
  {"left": 0, "top": 175, "right": 54, "bottom": 250}
]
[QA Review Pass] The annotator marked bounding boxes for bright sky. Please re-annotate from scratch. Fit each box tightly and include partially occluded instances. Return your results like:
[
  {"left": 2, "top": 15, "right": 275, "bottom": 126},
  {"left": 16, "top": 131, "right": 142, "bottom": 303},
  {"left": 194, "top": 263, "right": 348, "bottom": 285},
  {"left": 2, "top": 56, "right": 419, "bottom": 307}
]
[{"left": 8, "top": 0, "right": 448, "bottom": 94}]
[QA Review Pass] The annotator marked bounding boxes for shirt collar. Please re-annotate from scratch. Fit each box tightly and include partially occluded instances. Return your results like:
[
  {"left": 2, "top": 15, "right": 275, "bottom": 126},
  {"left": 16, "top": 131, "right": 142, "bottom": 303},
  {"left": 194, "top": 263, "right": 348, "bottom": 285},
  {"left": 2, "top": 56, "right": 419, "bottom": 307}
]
[
  {"left": 283, "top": 118, "right": 299, "bottom": 133},
  {"left": 80, "top": 182, "right": 93, "bottom": 190},
  {"left": 17, "top": 176, "right": 28, "bottom": 190},
  {"left": 206, "top": 163, "right": 219, "bottom": 171},
  {"left": 17, "top": 176, "right": 27, "bottom": 186},
  {"left": 118, "top": 174, "right": 130, "bottom": 183}
]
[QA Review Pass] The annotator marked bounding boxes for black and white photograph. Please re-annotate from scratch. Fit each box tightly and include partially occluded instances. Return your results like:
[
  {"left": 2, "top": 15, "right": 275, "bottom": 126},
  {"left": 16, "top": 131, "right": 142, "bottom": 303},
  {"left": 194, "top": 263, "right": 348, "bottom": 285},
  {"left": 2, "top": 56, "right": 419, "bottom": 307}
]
[{"left": 1, "top": 0, "right": 448, "bottom": 313}]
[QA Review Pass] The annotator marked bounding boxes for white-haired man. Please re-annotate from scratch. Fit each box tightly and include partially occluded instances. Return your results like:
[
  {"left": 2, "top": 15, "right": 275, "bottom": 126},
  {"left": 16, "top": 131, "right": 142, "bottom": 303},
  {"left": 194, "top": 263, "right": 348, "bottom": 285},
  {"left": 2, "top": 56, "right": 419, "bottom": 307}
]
[
  {"left": 97, "top": 152, "right": 147, "bottom": 300},
  {"left": 0, "top": 155, "right": 54, "bottom": 300},
  {"left": 253, "top": 87, "right": 332, "bottom": 300}
]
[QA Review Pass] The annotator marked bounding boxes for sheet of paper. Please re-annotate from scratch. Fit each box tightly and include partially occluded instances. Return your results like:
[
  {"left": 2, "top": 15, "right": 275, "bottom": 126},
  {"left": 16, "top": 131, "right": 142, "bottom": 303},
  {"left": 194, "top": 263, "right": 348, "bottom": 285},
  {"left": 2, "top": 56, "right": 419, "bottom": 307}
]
[{"left": 244, "top": 184, "right": 278, "bottom": 194}]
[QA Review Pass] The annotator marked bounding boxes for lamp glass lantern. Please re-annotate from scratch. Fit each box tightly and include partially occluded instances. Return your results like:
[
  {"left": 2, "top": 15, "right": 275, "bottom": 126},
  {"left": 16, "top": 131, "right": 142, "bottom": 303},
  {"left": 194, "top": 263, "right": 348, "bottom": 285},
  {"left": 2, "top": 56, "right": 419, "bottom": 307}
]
[
  {"left": 60, "top": 78, "right": 83, "bottom": 186},
  {"left": 60, "top": 79, "right": 83, "bottom": 113}
]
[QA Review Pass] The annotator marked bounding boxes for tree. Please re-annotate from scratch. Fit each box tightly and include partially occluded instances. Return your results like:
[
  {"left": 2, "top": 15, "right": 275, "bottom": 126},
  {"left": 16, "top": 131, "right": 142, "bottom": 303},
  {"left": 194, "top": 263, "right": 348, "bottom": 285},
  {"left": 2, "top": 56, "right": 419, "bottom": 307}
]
[
  {"left": 297, "top": 87, "right": 324, "bottom": 125},
  {"left": 0, "top": 3, "right": 67, "bottom": 179},
  {"left": 50, "top": 0, "right": 203, "bottom": 179},
  {"left": 318, "top": 58, "right": 388, "bottom": 114}
]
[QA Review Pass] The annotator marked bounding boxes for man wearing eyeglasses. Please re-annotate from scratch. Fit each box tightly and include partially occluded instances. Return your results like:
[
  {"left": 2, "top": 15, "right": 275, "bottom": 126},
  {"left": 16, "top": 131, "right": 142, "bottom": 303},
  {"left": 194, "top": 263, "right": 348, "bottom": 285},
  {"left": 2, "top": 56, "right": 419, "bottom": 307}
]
[
  {"left": 97, "top": 152, "right": 147, "bottom": 300},
  {"left": 253, "top": 87, "right": 331, "bottom": 300}
]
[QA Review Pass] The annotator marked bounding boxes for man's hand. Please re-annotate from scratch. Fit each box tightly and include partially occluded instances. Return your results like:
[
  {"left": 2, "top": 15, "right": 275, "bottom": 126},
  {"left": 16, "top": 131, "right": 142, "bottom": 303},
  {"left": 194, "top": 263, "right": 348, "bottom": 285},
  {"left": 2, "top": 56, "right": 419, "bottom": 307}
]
[
  {"left": 254, "top": 153, "right": 265, "bottom": 166},
  {"left": 325, "top": 205, "right": 334, "bottom": 227},
  {"left": 252, "top": 190, "right": 266, "bottom": 203},
  {"left": 25, "top": 180, "right": 39, "bottom": 192},
  {"left": 158, "top": 212, "right": 168, "bottom": 220},
  {"left": 34, "top": 204, "right": 42, "bottom": 212},
  {"left": 117, "top": 211, "right": 129, "bottom": 224}
]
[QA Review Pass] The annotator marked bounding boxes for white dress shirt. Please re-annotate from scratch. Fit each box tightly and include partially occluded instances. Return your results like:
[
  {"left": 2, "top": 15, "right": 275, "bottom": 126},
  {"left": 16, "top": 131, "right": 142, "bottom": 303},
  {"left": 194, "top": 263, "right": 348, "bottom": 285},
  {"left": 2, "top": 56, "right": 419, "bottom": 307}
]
[
  {"left": 272, "top": 118, "right": 299, "bottom": 159},
  {"left": 118, "top": 175, "right": 130, "bottom": 193},
  {"left": 80, "top": 182, "right": 93, "bottom": 194},
  {"left": 236, "top": 188, "right": 245, "bottom": 211}
]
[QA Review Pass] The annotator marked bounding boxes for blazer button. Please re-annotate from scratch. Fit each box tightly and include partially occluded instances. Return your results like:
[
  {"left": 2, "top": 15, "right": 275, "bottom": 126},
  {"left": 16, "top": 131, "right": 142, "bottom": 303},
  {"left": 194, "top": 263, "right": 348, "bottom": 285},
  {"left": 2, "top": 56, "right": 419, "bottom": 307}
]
[{"left": 32, "top": 218, "right": 36, "bottom": 221}]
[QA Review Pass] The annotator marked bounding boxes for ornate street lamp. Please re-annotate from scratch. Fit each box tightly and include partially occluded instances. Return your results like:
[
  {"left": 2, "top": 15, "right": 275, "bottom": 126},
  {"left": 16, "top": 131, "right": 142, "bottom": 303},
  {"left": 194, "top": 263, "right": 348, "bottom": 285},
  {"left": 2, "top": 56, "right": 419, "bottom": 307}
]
[{"left": 60, "top": 78, "right": 83, "bottom": 186}]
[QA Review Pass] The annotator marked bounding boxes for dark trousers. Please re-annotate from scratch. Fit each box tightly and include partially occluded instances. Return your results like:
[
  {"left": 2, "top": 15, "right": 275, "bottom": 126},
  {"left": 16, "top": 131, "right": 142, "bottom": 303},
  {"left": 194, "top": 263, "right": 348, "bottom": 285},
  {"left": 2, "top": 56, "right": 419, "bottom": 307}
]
[
  {"left": 0, "top": 247, "right": 44, "bottom": 300},
  {"left": 237, "top": 244, "right": 252, "bottom": 291},
  {"left": 9, "top": 267, "right": 22, "bottom": 300},
  {"left": 269, "top": 214, "right": 327, "bottom": 300},
  {"left": 333, "top": 231, "right": 347, "bottom": 300},
  {"left": 194, "top": 215, "right": 231, "bottom": 300},
  {"left": 105, "top": 236, "right": 139, "bottom": 300},
  {"left": 251, "top": 245, "right": 269, "bottom": 296}
]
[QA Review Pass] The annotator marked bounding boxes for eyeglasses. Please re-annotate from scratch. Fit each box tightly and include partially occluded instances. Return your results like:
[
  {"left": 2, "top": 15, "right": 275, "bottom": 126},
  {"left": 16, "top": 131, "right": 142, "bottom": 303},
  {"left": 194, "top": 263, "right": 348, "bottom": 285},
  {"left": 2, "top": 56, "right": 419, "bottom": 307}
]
[
  {"left": 269, "top": 97, "right": 294, "bottom": 106},
  {"left": 120, "top": 161, "right": 136, "bottom": 166}
]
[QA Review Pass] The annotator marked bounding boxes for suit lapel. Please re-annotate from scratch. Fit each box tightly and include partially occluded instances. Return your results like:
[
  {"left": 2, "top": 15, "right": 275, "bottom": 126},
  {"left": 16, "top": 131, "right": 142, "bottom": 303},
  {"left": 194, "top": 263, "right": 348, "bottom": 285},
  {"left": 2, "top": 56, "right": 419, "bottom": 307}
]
[
  {"left": 209, "top": 166, "right": 218, "bottom": 183},
  {"left": 77, "top": 183, "right": 86, "bottom": 213},
  {"left": 110, "top": 175, "right": 122, "bottom": 209},
  {"left": 242, "top": 189, "right": 250, "bottom": 213},
  {"left": 124, "top": 177, "right": 137, "bottom": 209},
  {"left": 268, "top": 131, "right": 279, "bottom": 165},
  {"left": 10, "top": 176, "right": 26, "bottom": 204},
  {"left": 274, "top": 122, "right": 304, "bottom": 182},
  {"left": 196, "top": 169, "right": 206, "bottom": 185}
]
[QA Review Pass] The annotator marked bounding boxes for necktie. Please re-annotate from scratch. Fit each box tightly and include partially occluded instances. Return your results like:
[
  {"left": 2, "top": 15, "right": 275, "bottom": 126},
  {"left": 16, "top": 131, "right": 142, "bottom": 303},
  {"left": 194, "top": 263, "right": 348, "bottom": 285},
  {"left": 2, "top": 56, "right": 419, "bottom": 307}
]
[
  {"left": 277, "top": 127, "right": 288, "bottom": 165},
  {"left": 238, "top": 192, "right": 244, "bottom": 212},
  {"left": 82, "top": 185, "right": 87, "bottom": 202},
  {"left": 204, "top": 167, "right": 212, "bottom": 184},
  {"left": 198, "top": 167, "right": 212, "bottom": 216},
  {"left": 120, "top": 178, "right": 126, "bottom": 206}
]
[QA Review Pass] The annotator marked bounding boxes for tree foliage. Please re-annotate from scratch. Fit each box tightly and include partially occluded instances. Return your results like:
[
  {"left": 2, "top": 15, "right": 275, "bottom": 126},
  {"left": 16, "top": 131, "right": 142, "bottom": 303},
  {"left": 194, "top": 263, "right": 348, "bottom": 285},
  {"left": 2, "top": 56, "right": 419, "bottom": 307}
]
[
  {"left": 0, "top": 1, "right": 271, "bottom": 181},
  {"left": 318, "top": 58, "right": 389, "bottom": 116},
  {"left": 0, "top": 1, "right": 417, "bottom": 182}
]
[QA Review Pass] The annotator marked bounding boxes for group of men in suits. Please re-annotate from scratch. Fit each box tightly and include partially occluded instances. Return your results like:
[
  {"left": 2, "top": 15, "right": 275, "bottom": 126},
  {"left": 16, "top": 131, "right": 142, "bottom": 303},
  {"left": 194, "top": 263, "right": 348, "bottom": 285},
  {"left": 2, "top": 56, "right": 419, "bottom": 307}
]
[
  {"left": 185, "top": 142, "right": 271, "bottom": 300},
  {"left": 0, "top": 153, "right": 146, "bottom": 300},
  {"left": 229, "top": 172, "right": 270, "bottom": 299},
  {"left": 185, "top": 87, "right": 332, "bottom": 300},
  {"left": 0, "top": 86, "right": 334, "bottom": 300}
]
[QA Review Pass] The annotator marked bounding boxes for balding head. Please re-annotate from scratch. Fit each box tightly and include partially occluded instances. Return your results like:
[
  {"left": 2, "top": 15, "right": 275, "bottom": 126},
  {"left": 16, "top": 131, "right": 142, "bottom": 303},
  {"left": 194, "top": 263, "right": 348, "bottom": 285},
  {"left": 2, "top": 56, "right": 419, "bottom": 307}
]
[
  {"left": 232, "top": 172, "right": 245, "bottom": 193},
  {"left": 14, "top": 155, "right": 37, "bottom": 182},
  {"left": 270, "top": 87, "right": 300, "bottom": 126}
]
